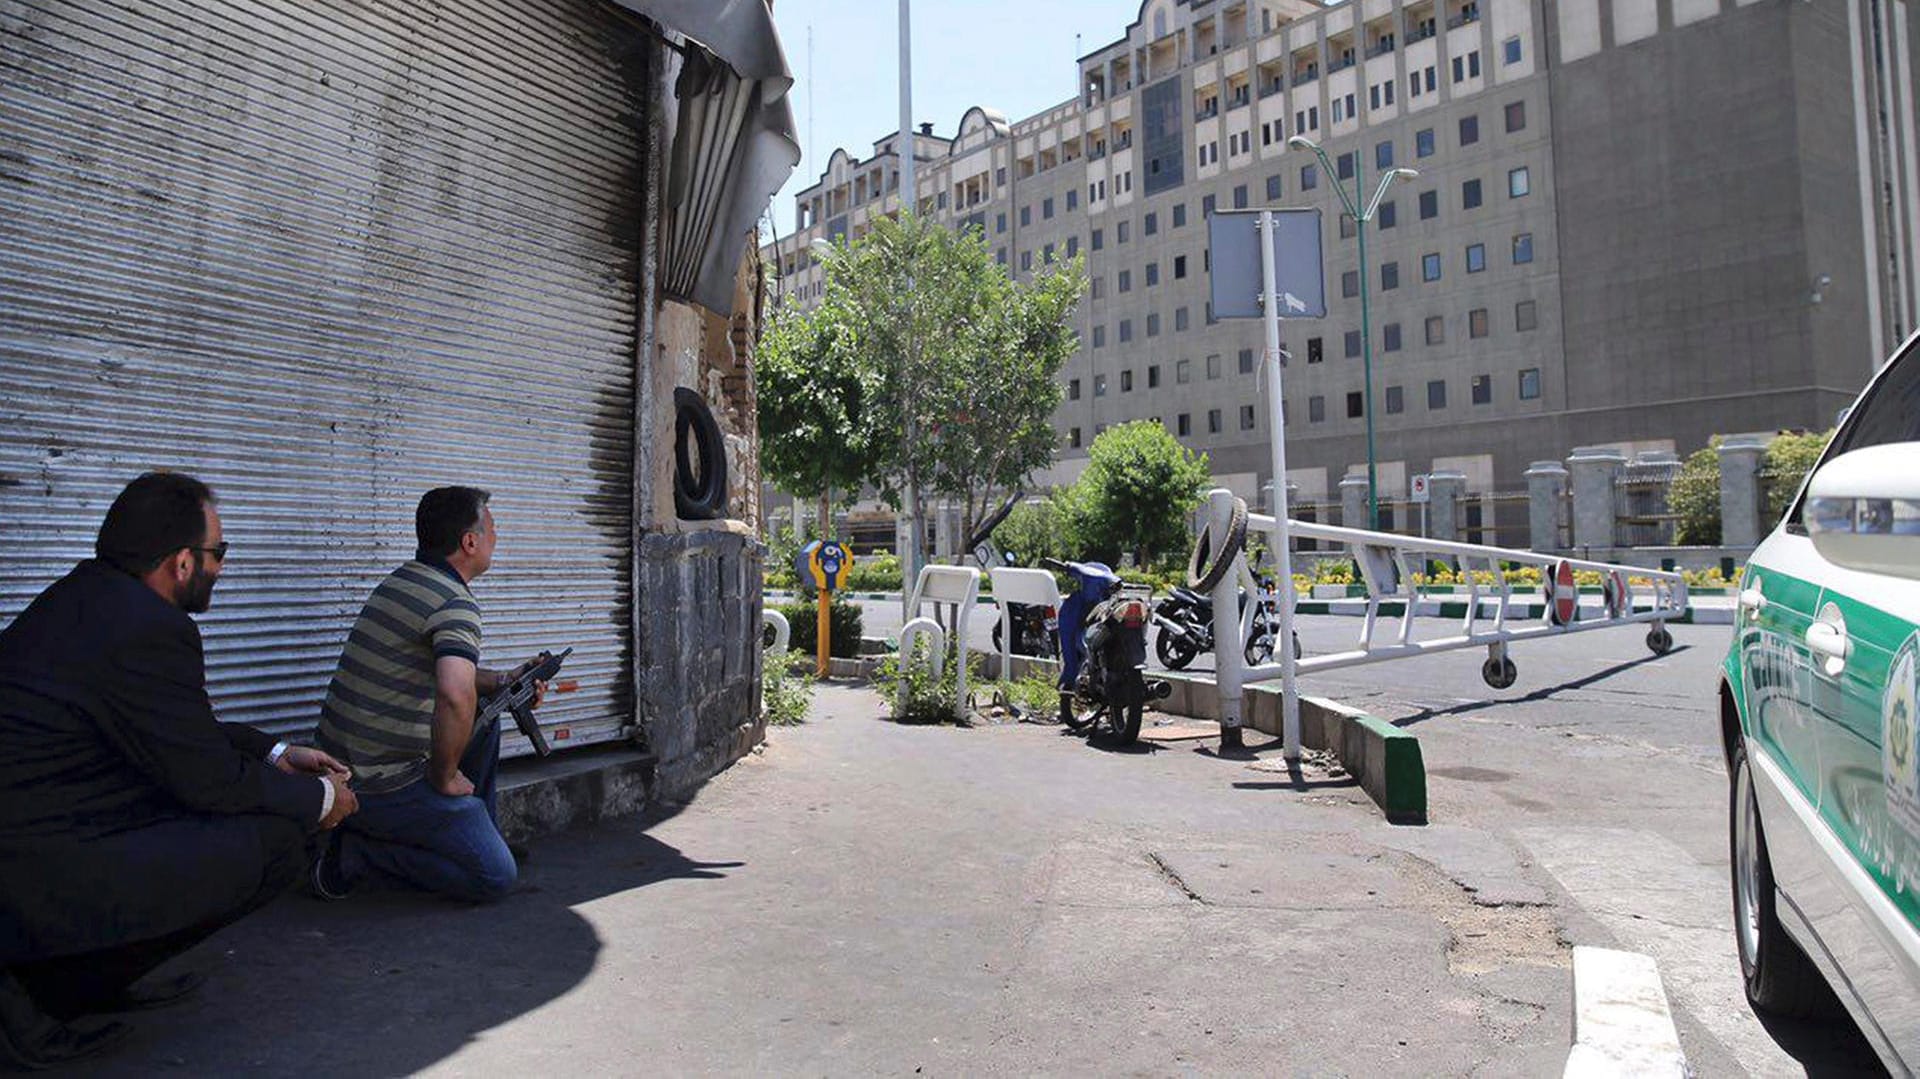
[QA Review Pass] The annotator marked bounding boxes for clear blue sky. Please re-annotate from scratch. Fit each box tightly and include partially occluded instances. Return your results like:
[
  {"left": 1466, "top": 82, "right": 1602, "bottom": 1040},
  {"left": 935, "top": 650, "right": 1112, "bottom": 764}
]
[{"left": 766, "top": 0, "right": 1145, "bottom": 238}]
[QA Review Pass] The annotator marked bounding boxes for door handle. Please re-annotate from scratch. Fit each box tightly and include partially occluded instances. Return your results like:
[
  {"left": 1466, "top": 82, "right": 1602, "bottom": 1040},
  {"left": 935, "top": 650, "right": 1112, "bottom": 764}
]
[
  {"left": 1738, "top": 588, "right": 1767, "bottom": 620},
  {"left": 1805, "top": 621, "right": 1851, "bottom": 668}
]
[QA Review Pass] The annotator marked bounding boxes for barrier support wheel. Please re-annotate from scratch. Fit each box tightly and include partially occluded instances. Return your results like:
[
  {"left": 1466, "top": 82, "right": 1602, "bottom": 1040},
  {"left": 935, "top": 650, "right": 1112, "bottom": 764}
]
[
  {"left": 1647, "top": 625, "right": 1674, "bottom": 655},
  {"left": 1481, "top": 656, "right": 1518, "bottom": 690}
]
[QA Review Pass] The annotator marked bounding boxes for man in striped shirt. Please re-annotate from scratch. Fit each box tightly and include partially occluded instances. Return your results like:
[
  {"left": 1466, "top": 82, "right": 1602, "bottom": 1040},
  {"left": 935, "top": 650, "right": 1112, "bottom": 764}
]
[{"left": 311, "top": 486, "right": 536, "bottom": 902}]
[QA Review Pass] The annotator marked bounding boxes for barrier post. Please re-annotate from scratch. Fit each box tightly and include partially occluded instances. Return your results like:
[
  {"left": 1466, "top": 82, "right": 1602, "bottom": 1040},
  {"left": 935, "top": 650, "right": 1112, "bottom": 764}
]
[
  {"left": 1210, "top": 488, "right": 1246, "bottom": 749},
  {"left": 1258, "top": 209, "right": 1302, "bottom": 761},
  {"left": 816, "top": 591, "right": 831, "bottom": 679}
]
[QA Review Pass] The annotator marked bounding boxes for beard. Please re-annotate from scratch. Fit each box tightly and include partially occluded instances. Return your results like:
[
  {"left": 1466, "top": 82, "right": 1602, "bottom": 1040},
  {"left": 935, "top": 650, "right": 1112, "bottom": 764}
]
[{"left": 179, "top": 559, "right": 218, "bottom": 613}]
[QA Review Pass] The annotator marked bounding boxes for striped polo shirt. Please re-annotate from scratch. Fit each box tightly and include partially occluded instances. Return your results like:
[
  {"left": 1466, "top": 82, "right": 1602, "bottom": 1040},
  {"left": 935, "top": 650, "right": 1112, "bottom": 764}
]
[{"left": 315, "top": 559, "right": 483, "bottom": 794}]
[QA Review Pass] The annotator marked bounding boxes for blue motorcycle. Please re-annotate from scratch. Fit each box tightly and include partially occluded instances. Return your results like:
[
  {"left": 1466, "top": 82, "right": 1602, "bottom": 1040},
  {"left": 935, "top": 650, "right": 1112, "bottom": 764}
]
[{"left": 1041, "top": 557, "right": 1171, "bottom": 746}]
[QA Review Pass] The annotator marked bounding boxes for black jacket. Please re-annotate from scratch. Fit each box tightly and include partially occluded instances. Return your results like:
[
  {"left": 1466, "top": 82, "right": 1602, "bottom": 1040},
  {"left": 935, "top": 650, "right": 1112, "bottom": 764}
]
[{"left": 0, "top": 560, "right": 321, "bottom": 842}]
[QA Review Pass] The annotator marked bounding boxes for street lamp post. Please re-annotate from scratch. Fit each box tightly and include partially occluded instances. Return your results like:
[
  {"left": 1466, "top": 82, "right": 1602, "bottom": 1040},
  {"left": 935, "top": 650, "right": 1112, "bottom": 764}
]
[{"left": 1288, "top": 134, "right": 1415, "bottom": 531}]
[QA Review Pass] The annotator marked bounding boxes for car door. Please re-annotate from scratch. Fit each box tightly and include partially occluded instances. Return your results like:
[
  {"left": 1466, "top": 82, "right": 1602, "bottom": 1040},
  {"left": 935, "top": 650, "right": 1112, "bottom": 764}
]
[{"left": 1786, "top": 345, "right": 1920, "bottom": 1065}]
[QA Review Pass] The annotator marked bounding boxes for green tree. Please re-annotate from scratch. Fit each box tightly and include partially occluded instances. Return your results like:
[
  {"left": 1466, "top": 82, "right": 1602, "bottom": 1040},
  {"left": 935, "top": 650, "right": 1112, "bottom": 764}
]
[
  {"left": 991, "top": 495, "right": 1073, "bottom": 565},
  {"left": 1068, "top": 421, "right": 1211, "bottom": 566},
  {"left": 756, "top": 306, "right": 875, "bottom": 538},
  {"left": 1670, "top": 440, "right": 1723, "bottom": 546},
  {"left": 1763, "top": 429, "right": 1833, "bottom": 526}
]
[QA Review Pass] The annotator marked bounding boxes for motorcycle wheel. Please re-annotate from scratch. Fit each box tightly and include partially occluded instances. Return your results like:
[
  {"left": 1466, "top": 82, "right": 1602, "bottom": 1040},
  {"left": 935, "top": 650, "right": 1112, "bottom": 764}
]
[
  {"left": 1060, "top": 691, "right": 1096, "bottom": 733},
  {"left": 991, "top": 621, "right": 1003, "bottom": 652},
  {"left": 1154, "top": 628, "right": 1198, "bottom": 670},
  {"left": 1102, "top": 699, "right": 1143, "bottom": 746}
]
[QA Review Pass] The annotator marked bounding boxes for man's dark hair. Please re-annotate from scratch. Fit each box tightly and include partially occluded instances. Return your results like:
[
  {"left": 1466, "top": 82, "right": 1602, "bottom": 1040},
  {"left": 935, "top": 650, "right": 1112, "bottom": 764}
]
[
  {"left": 96, "top": 472, "right": 216, "bottom": 574},
  {"left": 416, "top": 486, "right": 491, "bottom": 559}
]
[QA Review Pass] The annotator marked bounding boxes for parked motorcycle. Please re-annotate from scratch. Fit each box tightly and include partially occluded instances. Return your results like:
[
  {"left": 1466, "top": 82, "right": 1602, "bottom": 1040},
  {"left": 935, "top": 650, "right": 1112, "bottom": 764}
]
[
  {"left": 1043, "top": 557, "right": 1170, "bottom": 746},
  {"left": 1152, "top": 576, "right": 1300, "bottom": 670},
  {"left": 966, "top": 493, "right": 1059, "bottom": 658}
]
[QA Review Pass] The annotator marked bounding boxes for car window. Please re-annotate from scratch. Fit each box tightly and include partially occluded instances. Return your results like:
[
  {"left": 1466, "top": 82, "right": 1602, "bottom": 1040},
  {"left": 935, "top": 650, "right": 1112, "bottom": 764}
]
[{"left": 1785, "top": 341, "right": 1920, "bottom": 531}]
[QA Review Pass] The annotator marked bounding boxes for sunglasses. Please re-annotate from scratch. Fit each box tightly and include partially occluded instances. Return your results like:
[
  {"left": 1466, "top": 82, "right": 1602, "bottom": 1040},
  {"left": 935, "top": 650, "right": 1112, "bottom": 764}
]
[{"left": 190, "top": 542, "right": 231, "bottom": 563}]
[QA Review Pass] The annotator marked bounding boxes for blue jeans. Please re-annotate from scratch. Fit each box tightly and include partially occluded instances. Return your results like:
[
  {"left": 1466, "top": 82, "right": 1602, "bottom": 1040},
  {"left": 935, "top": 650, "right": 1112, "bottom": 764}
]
[{"left": 334, "top": 715, "right": 516, "bottom": 902}]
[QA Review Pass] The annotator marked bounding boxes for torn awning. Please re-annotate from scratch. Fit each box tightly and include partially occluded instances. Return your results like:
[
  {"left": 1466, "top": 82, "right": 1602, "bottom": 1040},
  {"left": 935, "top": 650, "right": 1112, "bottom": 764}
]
[{"left": 611, "top": 0, "right": 801, "bottom": 316}]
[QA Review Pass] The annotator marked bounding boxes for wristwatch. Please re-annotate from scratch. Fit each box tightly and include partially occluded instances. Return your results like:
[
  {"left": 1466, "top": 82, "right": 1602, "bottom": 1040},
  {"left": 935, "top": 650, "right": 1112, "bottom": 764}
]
[{"left": 266, "top": 741, "right": 291, "bottom": 767}]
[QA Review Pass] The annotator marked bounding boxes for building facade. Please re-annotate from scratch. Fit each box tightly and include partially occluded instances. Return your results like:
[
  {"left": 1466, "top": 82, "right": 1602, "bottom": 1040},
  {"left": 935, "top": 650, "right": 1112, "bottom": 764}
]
[{"left": 766, "top": 0, "right": 1920, "bottom": 544}]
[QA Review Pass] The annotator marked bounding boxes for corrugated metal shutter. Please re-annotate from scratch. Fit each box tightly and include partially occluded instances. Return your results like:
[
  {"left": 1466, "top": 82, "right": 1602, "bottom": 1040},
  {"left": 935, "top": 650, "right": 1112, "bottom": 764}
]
[{"left": 0, "top": 0, "right": 643, "bottom": 757}]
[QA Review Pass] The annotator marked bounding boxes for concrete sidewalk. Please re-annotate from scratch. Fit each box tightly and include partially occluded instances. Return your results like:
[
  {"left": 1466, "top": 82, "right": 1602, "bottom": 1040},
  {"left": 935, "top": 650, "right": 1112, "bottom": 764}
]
[{"left": 85, "top": 683, "right": 1579, "bottom": 1076}]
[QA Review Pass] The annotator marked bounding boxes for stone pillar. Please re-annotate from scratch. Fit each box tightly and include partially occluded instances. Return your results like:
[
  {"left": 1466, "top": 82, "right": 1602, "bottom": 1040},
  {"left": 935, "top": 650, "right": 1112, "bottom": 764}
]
[
  {"left": 1339, "top": 473, "right": 1370, "bottom": 530},
  {"left": 1524, "top": 461, "right": 1569, "bottom": 552},
  {"left": 1425, "top": 470, "right": 1467, "bottom": 543},
  {"left": 1717, "top": 435, "right": 1771, "bottom": 549},
  {"left": 1566, "top": 446, "right": 1628, "bottom": 552}
]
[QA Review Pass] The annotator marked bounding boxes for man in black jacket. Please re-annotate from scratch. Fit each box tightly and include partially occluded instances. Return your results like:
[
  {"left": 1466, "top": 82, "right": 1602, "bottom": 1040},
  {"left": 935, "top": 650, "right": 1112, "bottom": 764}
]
[{"left": 0, "top": 472, "right": 358, "bottom": 1068}]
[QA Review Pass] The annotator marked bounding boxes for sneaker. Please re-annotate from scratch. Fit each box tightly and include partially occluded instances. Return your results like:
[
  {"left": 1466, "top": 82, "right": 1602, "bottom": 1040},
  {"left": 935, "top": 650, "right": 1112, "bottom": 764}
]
[{"left": 307, "top": 838, "right": 350, "bottom": 901}]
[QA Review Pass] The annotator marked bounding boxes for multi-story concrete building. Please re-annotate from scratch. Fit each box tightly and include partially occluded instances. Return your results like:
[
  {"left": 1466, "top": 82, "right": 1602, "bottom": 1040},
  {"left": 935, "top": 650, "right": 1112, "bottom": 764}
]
[{"left": 765, "top": 0, "right": 1920, "bottom": 545}]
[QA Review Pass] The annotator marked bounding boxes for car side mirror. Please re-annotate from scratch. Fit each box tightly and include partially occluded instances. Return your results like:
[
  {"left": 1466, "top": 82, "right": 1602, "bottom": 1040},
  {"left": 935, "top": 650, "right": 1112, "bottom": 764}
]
[{"left": 1806, "top": 441, "right": 1920, "bottom": 580}]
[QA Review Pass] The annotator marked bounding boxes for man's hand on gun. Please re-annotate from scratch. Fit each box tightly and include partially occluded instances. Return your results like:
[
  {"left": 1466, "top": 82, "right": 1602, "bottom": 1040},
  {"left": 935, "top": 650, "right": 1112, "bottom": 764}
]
[{"left": 481, "top": 649, "right": 576, "bottom": 758}]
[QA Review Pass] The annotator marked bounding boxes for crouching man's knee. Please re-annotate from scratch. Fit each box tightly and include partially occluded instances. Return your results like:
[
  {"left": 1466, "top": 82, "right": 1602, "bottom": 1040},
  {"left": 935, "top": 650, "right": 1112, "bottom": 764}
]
[{"left": 459, "top": 846, "right": 518, "bottom": 902}]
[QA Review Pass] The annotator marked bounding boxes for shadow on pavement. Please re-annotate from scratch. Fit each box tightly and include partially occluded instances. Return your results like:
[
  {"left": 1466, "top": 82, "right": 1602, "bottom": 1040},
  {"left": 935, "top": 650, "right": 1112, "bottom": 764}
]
[
  {"left": 1388, "top": 645, "right": 1692, "bottom": 729},
  {"left": 86, "top": 813, "right": 740, "bottom": 1075}
]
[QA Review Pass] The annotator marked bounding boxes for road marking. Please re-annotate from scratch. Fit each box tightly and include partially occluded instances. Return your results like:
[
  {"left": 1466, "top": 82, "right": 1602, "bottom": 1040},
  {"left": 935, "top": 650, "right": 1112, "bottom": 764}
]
[{"left": 1515, "top": 827, "right": 1799, "bottom": 1076}]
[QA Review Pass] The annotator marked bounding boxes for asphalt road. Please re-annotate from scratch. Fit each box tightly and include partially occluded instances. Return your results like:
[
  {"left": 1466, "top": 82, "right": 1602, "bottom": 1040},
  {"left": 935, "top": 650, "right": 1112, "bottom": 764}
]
[{"left": 853, "top": 598, "right": 1887, "bottom": 1074}]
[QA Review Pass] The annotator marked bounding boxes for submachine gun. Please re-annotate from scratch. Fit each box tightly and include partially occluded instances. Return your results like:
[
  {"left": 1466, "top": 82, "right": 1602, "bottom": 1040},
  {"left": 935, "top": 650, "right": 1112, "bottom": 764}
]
[{"left": 478, "top": 648, "right": 577, "bottom": 757}]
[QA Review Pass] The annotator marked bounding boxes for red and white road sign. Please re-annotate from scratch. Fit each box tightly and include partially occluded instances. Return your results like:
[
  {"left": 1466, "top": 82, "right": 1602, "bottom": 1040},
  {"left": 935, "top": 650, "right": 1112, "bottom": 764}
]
[
  {"left": 1603, "top": 570, "right": 1631, "bottom": 619},
  {"left": 1547, "top": 560, "right": 1578, "bottom": 626}
]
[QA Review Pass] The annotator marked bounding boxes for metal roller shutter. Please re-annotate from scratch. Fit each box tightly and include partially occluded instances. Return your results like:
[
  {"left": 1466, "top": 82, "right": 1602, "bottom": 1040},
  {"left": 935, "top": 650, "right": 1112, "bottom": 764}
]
[{"left": 0, "top": 0, "right": 644, "bottom": 757}]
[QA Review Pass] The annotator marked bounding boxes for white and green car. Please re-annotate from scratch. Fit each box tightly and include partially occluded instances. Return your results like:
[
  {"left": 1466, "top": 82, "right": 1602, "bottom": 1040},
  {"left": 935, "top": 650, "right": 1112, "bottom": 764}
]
[{"left": 1723, "top": 337, "right": 1920, "bottom": 1073}]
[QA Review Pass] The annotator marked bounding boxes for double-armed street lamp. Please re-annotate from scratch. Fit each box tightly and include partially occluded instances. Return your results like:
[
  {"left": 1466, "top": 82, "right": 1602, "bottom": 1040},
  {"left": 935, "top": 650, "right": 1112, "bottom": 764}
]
[{"left": 1287, "top": 134, "right": 1416, "bottom": 531}]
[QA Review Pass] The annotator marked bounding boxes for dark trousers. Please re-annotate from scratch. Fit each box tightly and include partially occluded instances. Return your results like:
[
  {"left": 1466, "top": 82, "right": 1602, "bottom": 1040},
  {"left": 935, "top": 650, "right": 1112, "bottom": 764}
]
[
  {"left": 1, "top": 813, "right": 306, "bottom": 1019},
  {"left": 334, "top": 714, "right": 515, "bottom": 902}
]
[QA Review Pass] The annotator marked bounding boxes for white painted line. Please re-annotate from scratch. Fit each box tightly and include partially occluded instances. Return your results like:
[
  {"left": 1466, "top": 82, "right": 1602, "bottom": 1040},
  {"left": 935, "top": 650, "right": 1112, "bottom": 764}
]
[{"left": 1564, "top": 945, "right": 1689, "bottom": 1077}]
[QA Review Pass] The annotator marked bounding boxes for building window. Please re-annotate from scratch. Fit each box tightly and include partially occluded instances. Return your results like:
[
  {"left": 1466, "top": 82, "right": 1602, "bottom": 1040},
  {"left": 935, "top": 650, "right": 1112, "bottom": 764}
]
[
  {"left": 1505, "top": 100, "right": 1526, "bottom": 133},
  {"left": 1207, "top": 408, "right": 1222, "bottom": 434},
  {"left": 1069, "top": 378, "right": 1082, "bottom": 400},
  {"left": 1466, "top": 243, "right": 1486, "bottom": 273},
  {"left": 1069, "top": 427, "right": 1082, "bottom": 448},
  {"left": 1384, "top": 322, "right": 1402, "bottom": 352},
  {"left": 1145, "top": 211, "right": 1159, "bottom": 236},
  {"left": 1043, "top": 242, "right": 1055, "bottom": 263},
  {"left": 1146, "top": 262, "right": 1160, "bottom": 287},
  {"left": 1206, "top": 354, "right": 1222, "bottom": 379},
  {"left": 1240, "top": 404, "right": 1257, "bottom": 430},
  {"left": 1515, "top": 299, "right": 1538, "bottom": 331},
  {"left": 1376, "top": 141, "right": 1393, "bottom": 169},
  {"left": 1513, "top": 233, "right": 1533, "bottom": 264},
  {"left": 1067, "top": 236, "right": 1080, "bottom": 257},
  {"left": 1378, "top": 201, "right": 1397, "bottom": 229},
  {"left": 1509, "top": 167, "right": 1531, "bottom": 198},
  {"left": 996, "top": 166, "right": 1008, "bottom": 187},
  {"left": 1233, "top": 184, "right": 1249, "bottom": 209},
  {"left": 1091, "top": 228, "right": 1104, "bottom": 251},
  {"left": 1121, "top": 369, "right": 1134, "bottom": 392},
  {"left": 1067, "top": 189, "right": 1079, "bottom": 211},
  {"left": 1309, "top": 395, "right": 1326, "bottom": 422},
  {"left": 1093, "top": 325, "right": 1106, "bottom": 348},
  {"left": 1503, "top": 36, "right": 1523, "bottom": 65},
  {"left": 1177, "top": 413, "right": 1192, "bottom": 436},
  {"left": 1382, "top": 261, "right": 1400, "bottom": 291},
  {"left": 1415, "top": 128, "right": 1435, "bottom": 158},
  {"left": 1301, "top": 163, "right": 1318, "bottom": 190},
  {"left": 997, "top": 212, "right": 1008, "bottom": 234},
  {"left": 1173, "top": 203, "right": 1187, "bottom": 227},
  {"left": 1117, "top": 220, "right": 1131, "bottom": 243},
  {"left": 1020, "top": 206, "right": 1032, "bottom": 227},
  {"left": 1118, "top": 319, "right": 1132, "bottom": 342},
  {"left": 1344, "top": 330, "right": 1362, "bottom": 358},
  {"left": 1427, "top": 379, "right": 1447, "bottom": 409},
  {"left": 1239, "top": 347, "right": 1255, "bottom": 374},
  {"left": 1346, "top": 391, "right": 1364, "bottom": 418},
  {"left": 1267, "top": 174, "right": 1283, "bottom": 200},
  {"left": 1421, "top": 252, "right": 1441, "bottom": 281},
  {"left": 1471, "top": 374, "right": 1492, "bottom": 405},
  {"left": 1094, "top": 373, "right": 1108, "bottom": 396},
  {"left": 1425, "top": 315, "right": 1445, "bottom": 345},
  {"left": 1202, "top": 194, "right": 1217, "bottom": 217},
  {"left": 1385, "top": 385, "right": 1404, "bottom": 414},
  {"left": 1307, "top": 336, "right": 1324, "bottom": 363},
  {"left": 1459, "top": 115, "right": 1479, "bottom": 146},
  {"left": 1469, "top": 308, "right": 1489, "bottom": 338},
  {"left": 1146, "top": 312, "right": 1160, "bottom": 336},
  {"left": 1118, "top": 269, "right": 1132, "bottom": 293},
  {"left": 1148, "top": 364, "right": 1161, "bottom": 388},
  {"left": 1091, "top": 276, "right": 1104, "bottom": 299},
  {"left": 1337, "top": 152, "right": 1355, "bottom": 180},
  {"left": 1175, "top": 306, "right": 1189, "bottom": 331},
  {"left": 1340, "top": 214, "right": 1357, "bottom": 240},
  {"left": 1518, "top": 367, "right": 1541, "bottom": 399},
  {"left": 1419, "top": 190, "right": 1438, "bottom": 220},
  {"left": 1462, "top": 178, "right": 1482, "bottom": 210},
  {"left": 1021, "top": 250, "right": 1032, "bottom": 271},
  {"left": 1177, "top": 359, "right": 1192, "bottom": 384},
  {"left": 1333, "top": 97, "right": 1345, "bottom": 124},
  {"left": 1173, "top": 255, "right": 1187, "bottom": 279},
  {"left": 1342, "top": 270, "right": 1359, "bottom": 298}
]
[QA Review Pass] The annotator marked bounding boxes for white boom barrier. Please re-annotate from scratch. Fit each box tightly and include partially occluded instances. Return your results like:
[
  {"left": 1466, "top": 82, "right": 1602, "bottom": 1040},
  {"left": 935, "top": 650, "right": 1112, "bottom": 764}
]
[{"left": 1224, "top": 508, "right": 1689, "bottom": 759}]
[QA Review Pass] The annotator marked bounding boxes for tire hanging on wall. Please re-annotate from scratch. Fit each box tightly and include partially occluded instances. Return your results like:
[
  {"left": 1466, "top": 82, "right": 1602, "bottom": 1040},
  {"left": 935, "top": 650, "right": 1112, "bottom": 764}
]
[
  {"left": 1187, "top": 496, "right": 1248, "bottom": 592},
  {"left": 674, "top": 387, "right": 729, "bottom": 520}
]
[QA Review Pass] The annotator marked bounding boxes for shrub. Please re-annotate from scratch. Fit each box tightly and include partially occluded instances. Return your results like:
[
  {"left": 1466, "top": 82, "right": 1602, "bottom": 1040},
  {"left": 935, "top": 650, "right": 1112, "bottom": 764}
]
[
  {"left": 873, "top": 639, "right": 981, "bottom": 724},
  {"left": 1763, "top": 429, "right": 1833, "bottom": 526},
  {"left": 761, "top": 657, "right": 813, "bottom": 726},
  {"left": 772, "top": 598, "right": 865, "bottom": 658},
  {"left": 1670, "top": 441, "right": 1723, "bottom": 546}
]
